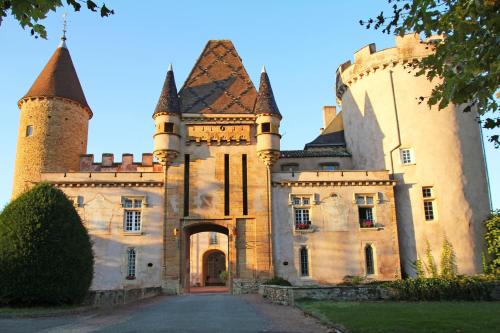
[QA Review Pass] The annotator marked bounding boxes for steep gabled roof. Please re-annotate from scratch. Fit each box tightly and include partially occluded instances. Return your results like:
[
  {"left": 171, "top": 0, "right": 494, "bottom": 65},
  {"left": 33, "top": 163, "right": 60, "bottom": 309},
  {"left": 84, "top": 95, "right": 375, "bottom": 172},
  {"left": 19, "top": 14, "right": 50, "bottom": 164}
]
[
  {"left": 179, "top": 40, "right": 257, "bottom": 114},
  {"left": 304, "top": 111, "right": 346, "bottom": 149},
  {"left": 153, "top": 65, "right": 181, "bottom": 117},
  {"left": 21, "top": 43, "right": 91, "bottom": 115},
  {"left": 254, "top": 67, "right": 282, "bottom": 118}
]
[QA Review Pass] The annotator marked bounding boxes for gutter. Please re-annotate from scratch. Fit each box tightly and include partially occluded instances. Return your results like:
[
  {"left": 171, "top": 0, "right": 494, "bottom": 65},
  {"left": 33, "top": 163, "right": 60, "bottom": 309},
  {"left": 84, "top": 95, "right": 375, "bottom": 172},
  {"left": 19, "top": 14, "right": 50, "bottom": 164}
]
[{"left": 388, "top": 70, "right": 402, "bottom": 177}]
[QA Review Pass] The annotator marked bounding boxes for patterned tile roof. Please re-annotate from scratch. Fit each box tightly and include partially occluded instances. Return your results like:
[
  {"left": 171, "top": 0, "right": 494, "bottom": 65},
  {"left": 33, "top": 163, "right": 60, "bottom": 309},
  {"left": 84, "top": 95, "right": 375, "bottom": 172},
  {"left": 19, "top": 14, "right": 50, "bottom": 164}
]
[
  {"left": 153, "top": 67, "right": 181, "bottom": 116},
  {"left": 21, "top": 44, "right": 91, "bottom": 114},
  {"left": 280, "top": 148, "right": 351, "bottom": 158},
  {"left": 254, "top": 69, "right": 282, "bottom": 118},
  {"left": 179, "top": 40, "right": 257, "bottom": 114}
]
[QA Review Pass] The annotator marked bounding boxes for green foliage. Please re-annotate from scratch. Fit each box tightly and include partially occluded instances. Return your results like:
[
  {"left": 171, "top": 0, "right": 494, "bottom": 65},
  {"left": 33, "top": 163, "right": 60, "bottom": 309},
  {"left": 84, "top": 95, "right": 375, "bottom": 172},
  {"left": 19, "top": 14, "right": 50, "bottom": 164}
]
[
  {"left": 424, "top": 240, "right": 438, "bottom": 278},
  {"left": 483, "top": 211, "right": 500, "bottom": 275},
  {"left": 362, "top": 0, "right": 500, "bottom": 147},
  {"left": 412, "top": 258, "right": 426, "bottom": 278},
  {"left": 219, "top": 271, "right": 229, "bottom": 285},
  {"left": 389, "top": 275, "right": 497, "bottom": 301},
  {"left": 262, "top": 276, "right": 292, "bottom": 286},
  {"left": 0, "top": 183, "right": 94, "bottom": 306},
  {"left": 440, "top": 238, "right": 457, "bottom": 278},
  {"left": 341, "top": 275, "right": 366, "bottom": 285},
  {"left": 0, "top": 0, "right": 114, "bottom": 39}
]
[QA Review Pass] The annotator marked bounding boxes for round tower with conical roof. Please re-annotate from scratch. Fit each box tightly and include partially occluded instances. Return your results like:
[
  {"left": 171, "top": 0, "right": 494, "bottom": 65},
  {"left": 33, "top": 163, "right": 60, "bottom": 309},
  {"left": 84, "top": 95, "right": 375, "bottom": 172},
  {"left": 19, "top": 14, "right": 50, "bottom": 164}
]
[
  {"left": 12, "top": 38, "right": 92, "bottom": 198},
  {"left": 153, "top": 64, "right": 181, "bottom": 165},
  {"left": 255, "top": 66, "right": 282, "bottom": 166}
]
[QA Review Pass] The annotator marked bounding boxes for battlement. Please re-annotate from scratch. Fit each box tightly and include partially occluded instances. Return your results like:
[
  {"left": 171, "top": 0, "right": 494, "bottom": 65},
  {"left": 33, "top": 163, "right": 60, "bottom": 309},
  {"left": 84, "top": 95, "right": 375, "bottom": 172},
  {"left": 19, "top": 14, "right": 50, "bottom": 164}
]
[
  {"left": 336, "top": 33, "right": 439, "bottom": 99},
  {"left": 79, "top": 153, "right": 162, "bottom": 172}
]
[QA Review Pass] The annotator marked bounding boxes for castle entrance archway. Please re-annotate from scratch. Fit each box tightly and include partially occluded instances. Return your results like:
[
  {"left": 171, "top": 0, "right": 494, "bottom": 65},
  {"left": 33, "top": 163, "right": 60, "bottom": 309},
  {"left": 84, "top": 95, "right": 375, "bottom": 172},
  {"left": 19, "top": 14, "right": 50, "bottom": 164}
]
[{"left": 181, "top": 221, "right": 234, "bottom": 293}]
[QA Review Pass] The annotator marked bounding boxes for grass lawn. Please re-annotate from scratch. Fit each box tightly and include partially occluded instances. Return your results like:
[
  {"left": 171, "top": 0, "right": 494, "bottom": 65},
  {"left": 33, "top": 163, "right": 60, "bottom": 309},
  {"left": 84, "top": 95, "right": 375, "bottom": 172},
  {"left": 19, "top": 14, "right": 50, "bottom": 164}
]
[
  {"left": 0, "top": 304, "right": 91, "bottom": 318},
  {"left": 296, "top": 300, "right": 500, "bottom": 333}
]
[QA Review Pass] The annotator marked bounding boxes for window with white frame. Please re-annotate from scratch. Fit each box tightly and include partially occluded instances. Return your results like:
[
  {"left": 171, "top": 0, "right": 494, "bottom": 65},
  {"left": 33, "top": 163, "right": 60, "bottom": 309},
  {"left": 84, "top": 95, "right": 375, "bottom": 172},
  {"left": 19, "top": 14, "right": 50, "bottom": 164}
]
[
  {"left": 123, "top": 198, "right": 142, "bottom": 232},
  {"left": 422, "top": 186, "right": 436, "bottom": 221},
  {"left": 292, "top": 195, "right": 311, "bottom": 230},
  {"left": 300, "top": 246, "right": 309, "bottom": 277},
  {"left": 356, "top": 194, "right": 376, "bottom": 228},
  {"left": 400, "top": 148, "right": 414, "bottom": 165},
  {"left": 126, "top": 248, "right": 136, "bottom": 279}
]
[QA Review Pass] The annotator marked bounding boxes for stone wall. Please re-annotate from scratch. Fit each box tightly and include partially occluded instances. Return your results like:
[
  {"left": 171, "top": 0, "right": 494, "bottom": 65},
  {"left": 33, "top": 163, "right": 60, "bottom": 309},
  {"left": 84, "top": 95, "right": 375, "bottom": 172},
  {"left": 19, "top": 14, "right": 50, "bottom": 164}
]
[
  {"left": 232, "top": 279, "right": 262, "bottom": 294},
  {"left": 85, "top": 287, "right": 162, "bottom": 307},
  {"left": 259, "top": 285, "right": 392, "bottom": 306}
]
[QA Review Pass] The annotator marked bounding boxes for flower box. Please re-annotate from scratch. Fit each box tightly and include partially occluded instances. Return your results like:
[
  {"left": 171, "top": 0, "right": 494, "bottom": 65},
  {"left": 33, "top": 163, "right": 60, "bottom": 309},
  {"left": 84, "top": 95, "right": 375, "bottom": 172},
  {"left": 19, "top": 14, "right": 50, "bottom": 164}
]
[{"left": 360, "top": 219, "right": 375, "bottom": 228}]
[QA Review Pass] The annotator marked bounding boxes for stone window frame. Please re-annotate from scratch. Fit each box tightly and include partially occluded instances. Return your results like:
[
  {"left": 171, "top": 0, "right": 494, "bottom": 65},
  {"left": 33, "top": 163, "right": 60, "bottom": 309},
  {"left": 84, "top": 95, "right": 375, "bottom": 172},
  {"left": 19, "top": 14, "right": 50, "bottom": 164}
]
[
  {"left": 400, "top": 148, "right": 415, "bottom": 165},
  {"left": 422, "top": 186, "right": 437, "bottom": 222},
  {"left": 68, "top": 195, "right": 84, "bottom": 208},
  {"left": 362, "top": 241, "right": 378, "bottom": 277},
  {"left": 355, "top": 194, "right": 377, "bottom": 229},
  {"left": 281, "top": 163, "right": 299, "bottom": 172},
  {"left": 261, "top": 122, "right": 271, "bottom": 133},
  {"left": 289, "top": 194, "right": 318, "bottom": 231},
  {"left": 209, "top": 232, "right": 218, "bottom": 245},
  {"left": 299, "top": 245, "right": 310, "bottom": 278},
  {"left": 319, "top": 162, "right": 340, "bottom": 171},
  {"left": 121, "top": 196, "right": 147, "bottom": 235}
]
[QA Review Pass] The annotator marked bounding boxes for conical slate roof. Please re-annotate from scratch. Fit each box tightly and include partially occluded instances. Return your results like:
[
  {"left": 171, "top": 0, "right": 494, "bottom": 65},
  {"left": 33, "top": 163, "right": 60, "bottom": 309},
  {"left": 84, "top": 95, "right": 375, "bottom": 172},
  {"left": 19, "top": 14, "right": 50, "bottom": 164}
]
[
  {"left": 254, "top": 67, "right": 282, "bottom": 118},
  {"left": 179, "top": 40, "right": 257, "bottom": 114},
  {"left": 153, "top": 65, "right": 181, "bottom": 117},
  {"left": 20, "top": 42, "right": 91, "bottom": 115}
]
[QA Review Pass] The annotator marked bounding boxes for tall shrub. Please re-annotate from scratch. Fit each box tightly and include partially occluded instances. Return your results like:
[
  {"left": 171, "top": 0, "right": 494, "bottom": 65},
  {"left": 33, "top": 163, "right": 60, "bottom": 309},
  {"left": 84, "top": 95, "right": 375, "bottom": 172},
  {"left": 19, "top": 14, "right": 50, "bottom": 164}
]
[
  {"left": 0, "top": 183, "right": 94, "bottom": 305},
  {"left": 483, "top": 211, "right": 500, "bottom": 276}
]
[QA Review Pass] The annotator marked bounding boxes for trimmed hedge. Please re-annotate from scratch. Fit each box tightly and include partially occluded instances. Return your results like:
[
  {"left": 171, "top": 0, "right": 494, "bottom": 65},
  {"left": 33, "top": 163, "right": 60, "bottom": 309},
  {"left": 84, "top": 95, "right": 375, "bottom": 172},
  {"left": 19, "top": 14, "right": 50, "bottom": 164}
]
[
  {"left": 0, "top": 183, "right": 94, "bottom": 306},
  {"left": 262, "top": 277, "right": 292, "bottom": 286},
  {"left": 388, "top": 276, "right": 497, "bottom": 301}
]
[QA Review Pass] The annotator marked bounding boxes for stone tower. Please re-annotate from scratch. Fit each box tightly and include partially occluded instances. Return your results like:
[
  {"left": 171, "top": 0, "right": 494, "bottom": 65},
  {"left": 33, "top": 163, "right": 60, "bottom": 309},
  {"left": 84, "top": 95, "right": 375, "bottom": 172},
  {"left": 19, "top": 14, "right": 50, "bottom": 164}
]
[
  {"left": 336, "top": 33, "right": 490, "bottom": 276},
  {"left": 255, "top": 66, "right": 282, "bottom": 167},
  {"left": 12, "top": 38, "right": 92, "bottom": 197}
]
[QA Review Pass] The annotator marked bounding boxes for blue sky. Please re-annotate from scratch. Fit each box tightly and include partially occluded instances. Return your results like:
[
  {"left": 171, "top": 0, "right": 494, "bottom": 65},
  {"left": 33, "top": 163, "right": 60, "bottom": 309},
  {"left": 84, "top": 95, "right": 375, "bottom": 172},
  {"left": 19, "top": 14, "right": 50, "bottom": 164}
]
[{"left": 0, "top": 0, "right": 497, "bottom": 209}]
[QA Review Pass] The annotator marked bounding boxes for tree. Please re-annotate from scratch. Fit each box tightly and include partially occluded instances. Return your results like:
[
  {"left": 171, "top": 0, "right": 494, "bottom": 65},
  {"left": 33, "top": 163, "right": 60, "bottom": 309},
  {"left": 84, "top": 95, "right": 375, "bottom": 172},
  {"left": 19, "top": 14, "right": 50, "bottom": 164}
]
[
  {"left": 0, "top": 0, "right": 114, "bottom": 39},
  {"left": 0, "top": 183, "right": 94, "bottom": 305},
  {"left": 361, "top": 0, "right": 500, "bottom": 147}
]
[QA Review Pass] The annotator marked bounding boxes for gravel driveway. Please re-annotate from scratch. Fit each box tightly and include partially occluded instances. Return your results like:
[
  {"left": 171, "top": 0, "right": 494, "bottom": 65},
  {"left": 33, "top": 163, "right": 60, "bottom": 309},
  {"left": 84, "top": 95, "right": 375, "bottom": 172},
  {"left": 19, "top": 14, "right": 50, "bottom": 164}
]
[{"left": 0, "top": 293, "right": 328, "bottom": 333}]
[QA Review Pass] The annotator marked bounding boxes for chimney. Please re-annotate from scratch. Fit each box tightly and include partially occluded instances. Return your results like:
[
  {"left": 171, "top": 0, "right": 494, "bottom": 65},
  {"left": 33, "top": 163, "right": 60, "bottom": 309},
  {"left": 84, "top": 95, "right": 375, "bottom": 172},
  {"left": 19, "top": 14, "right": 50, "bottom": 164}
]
[{"left": 323, "top": 106, "right": 337, "bottom": 129}]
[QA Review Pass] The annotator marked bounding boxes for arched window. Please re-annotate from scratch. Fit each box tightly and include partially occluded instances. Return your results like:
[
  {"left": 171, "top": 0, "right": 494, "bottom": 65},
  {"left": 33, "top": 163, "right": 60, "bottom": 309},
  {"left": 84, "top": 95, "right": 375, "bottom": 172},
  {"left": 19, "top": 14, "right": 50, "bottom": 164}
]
[
  {"left": 127, "top": 248, "right": 136, "bottom": 279},
  {"left": 365, "top": 244, "right": 375, "bottom": 275},
  {"left": 300, "top": 247, "right": 309, "bottom": 277}
]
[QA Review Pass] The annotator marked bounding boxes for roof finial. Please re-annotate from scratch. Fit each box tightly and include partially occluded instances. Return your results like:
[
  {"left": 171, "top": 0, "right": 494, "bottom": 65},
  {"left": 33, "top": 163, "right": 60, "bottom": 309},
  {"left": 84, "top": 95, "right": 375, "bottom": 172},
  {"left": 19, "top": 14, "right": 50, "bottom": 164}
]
[
  {"left": 168, "top": 63, "right": 173, "bottom": 72},
  {"left": 261, "top": 65, "right": 266, "bottom": 74},
  {"left": 59, "top": 12, "right": 68, "bottom": 48}
]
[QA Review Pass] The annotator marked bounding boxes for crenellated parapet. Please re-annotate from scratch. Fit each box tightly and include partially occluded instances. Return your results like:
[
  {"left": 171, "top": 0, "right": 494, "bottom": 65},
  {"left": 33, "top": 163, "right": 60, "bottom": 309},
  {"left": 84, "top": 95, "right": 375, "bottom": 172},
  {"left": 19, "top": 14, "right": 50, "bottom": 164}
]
[
  {"left": 79, "top": 153, "right": 163, "bottom": 172},
  {"left": 336, "top": 33, "right": 439, "bottom": 100}
]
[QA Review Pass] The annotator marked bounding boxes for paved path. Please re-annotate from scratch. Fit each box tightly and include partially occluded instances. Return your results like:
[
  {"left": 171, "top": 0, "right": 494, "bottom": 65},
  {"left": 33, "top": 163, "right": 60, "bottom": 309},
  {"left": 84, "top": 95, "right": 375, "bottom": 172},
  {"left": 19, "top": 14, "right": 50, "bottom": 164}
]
[{"left": 0, "top": 294, "right": 328, "bottom": 333}]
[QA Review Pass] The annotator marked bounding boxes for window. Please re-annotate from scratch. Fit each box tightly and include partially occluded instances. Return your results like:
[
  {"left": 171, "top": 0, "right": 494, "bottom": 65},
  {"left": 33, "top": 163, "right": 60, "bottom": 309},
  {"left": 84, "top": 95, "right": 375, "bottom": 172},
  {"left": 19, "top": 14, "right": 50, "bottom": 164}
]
[
  {"left": 126, "top": 248, "right": 136, "bottom": 279},
  {"left": 261, "top": 122, "right": 271, "bottom": 133},
  {"left": 281, "top": 163, "right": 299, "bottom": 172},
  {"left": 365, "top": 245, "right": 375, "bottom": 275},
  {"left": 300, "top": 247, "right": 309, "bottom": 277},
  {"left": 400, "top": 148, "right": 414, "bottom": 165},
  {"left": 164, "top": 122, "right": 174, "bottom": 133},
  {"left": 319, "top": 162, "right": 339, "bottom": 171},
  {"left": 209, "top": 232, "right": 218, "bottom": 245},
  {"left": 422, "top": 186, "right": 436, "bottom": 221},
  {"left": 123, "top": 198, "right": 142, "bottom": 232},
  {"left": 292, "top": 196, "right": 311, "bottom": 230},
  {"left": 69, "top": 196, "right": 83, "bottom": 208},
  {"left": 25, "top": 125, "right": 33, "bottom": 137},
  {"left": 356, "top": 194, "right": 375, "bottom": 228}
]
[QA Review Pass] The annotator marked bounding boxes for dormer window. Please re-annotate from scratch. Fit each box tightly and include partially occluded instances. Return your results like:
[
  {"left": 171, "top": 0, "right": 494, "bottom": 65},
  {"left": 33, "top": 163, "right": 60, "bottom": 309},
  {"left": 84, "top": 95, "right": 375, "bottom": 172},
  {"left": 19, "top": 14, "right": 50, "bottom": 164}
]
[
  {"left": 319, "top": 162, "right": 339, "bottom": 171},
  {"left": 261, "top": 122, "right": 271, "bottom": 133},
  {"left": 164, "top": 122, "right": 174, "bottom": 133}
]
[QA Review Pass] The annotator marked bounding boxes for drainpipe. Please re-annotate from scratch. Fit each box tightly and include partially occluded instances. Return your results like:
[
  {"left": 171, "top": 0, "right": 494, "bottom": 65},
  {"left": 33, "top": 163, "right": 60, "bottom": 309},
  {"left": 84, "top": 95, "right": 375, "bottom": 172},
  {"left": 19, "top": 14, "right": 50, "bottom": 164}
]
[
  {"left": 266, "top": 165, "right": 274, "bottom": 276},
  {"left": 389, "top": 70, "right": 402, "bottom": 177},
  {"left": 479, "top": 123, "right": 493, "bottom": 211}
]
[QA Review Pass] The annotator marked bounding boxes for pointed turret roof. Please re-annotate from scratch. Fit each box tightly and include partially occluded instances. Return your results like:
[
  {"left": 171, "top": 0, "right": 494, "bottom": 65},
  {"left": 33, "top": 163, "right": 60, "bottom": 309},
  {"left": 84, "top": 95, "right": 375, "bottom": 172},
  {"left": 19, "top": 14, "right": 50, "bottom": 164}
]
[
  {"left": 254, "top": 67, "right": 282, "bottom": 119},
  {"left": 153, "top": 65, "right": 181, "bottom": 117},
  {"left": 20, "top": 41, "right": 91, "bottom": 116},
  {"left": 179, "top": 40, "right": 257, "bottom": 114}
]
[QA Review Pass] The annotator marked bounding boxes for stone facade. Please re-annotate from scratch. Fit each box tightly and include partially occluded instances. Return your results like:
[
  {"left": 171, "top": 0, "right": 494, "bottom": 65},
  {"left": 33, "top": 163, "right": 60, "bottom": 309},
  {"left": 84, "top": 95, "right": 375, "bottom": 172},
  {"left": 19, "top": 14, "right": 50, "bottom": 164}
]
[{"left": 10, "top": 36, "right": 490, "bottom": 295}]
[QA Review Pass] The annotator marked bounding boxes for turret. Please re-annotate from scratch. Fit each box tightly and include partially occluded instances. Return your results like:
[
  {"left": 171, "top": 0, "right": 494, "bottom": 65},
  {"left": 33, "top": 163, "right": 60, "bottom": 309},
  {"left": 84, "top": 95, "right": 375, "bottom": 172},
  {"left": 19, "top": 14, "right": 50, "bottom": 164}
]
[
  {"left": 153, "top": 64, "right": 181, "bottom": 165},
  {"left": 12, "top": 36, "right": 92, "bottom": 198},
  {"left": 255, "top": 66, "right": 282, "bottom": 166}
]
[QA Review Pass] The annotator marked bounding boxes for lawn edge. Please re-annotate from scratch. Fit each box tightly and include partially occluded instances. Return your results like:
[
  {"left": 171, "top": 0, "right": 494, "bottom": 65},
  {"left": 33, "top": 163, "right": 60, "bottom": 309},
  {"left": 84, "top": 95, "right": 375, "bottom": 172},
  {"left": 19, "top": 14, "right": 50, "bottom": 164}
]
[
  {"left": 295, "top": 300, "right": 349, "bottom": 333},
  {"left": 0, "top": 305, "right": 97, "bottom": 319}
]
